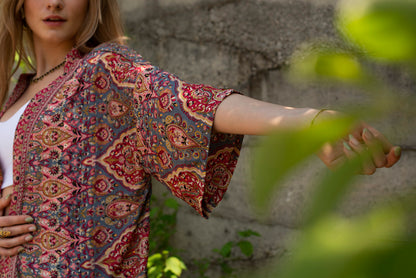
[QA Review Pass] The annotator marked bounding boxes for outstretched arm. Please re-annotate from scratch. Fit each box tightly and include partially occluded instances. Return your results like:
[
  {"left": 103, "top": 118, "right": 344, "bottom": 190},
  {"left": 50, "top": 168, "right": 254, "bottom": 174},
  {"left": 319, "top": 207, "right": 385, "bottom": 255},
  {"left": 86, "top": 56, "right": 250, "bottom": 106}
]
[
  {"left": 214, "top": 94, "right": 322, "bottom": 135},
  {"left": 214, "top": 94, "right": 401, "bottom": 174}
]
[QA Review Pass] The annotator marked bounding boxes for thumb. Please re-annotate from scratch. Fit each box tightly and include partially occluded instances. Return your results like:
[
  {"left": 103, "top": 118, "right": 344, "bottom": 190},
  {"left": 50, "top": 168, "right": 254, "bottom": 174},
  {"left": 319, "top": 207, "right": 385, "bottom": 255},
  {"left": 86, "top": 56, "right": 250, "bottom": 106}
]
[{"left": 0, "top": 194, "right": 11, "bottom": 211}]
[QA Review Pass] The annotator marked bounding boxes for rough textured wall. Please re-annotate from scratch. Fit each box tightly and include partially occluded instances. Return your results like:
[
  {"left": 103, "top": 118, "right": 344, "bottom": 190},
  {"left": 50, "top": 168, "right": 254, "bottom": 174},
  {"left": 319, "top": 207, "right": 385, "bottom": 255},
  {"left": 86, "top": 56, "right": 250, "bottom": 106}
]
[{"left": 119, "top": 0, "right": 415, "bottom": 276}]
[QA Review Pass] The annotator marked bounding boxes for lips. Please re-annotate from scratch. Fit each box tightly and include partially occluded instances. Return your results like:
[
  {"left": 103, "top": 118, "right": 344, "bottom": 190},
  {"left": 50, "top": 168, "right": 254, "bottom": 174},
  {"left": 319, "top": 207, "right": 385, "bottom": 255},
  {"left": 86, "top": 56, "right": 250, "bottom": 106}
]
[{"left": 43, "top": 15, "right": 66, "bottom": 22}]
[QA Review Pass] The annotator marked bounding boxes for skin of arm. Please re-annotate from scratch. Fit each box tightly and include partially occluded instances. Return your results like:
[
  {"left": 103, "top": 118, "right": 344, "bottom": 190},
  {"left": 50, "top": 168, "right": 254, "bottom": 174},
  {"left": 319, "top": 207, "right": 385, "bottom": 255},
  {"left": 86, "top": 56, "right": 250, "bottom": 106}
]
[
  {"left": 214, "top": 94, "right": 321, "bottom": 135},
  {"left": 214, "top": 94, "right": 401, "bottom": 174}
]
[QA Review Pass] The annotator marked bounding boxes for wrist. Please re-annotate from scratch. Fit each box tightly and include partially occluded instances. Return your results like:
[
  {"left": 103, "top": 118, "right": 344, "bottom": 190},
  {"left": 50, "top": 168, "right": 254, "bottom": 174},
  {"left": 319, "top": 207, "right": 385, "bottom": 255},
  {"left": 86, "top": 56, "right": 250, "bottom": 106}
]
[
  {"left": 310, "top": 109, "right": 328, "bottom": 127},
  {"left": 310, "top": 109, "right": 340, "bottom": 126}
]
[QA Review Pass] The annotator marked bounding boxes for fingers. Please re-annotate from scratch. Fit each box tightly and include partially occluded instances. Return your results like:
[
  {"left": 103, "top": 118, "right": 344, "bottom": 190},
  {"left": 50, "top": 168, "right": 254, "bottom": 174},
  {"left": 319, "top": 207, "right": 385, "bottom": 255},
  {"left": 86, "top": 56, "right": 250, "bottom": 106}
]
[
  {"left": 0, "top": 215, "right": 34, "bottom": 228},
  {"left": 361, "top": 129, "right": 387, "bottom": 168},
  {"left": 0, "top": 221, "right": 36, "bottom": 258},
  {"left": 0, "top": 232, "right": 34, "bottom": 248},
  {"left": 318, "top": 142, "right": 347, "bottom": 170},
  {"left": 0, "top": 194, "right": 36, "bottom": 258},
  {"left": 361, "top": 128, "right": 402, "bottom": 168},
  {"left": 343, "top": 138, "right": 376, "bottom": 175},
  {"left": 343, "top": 128, "right": 401, "bottom": 175},
  {"left": 320, "top": 122, "right": 401, "bottom": 175},
  {"left": 365, "top": 125, "right": 394, "bottom": 153},
  {"left": 327, "top": 155, "right": 347, "bottom": 171},
  {"left": 0, "top": 246, "right": 25, "bottom": 258},
  {"left": 0, "top": 223, "right": 36, "bottom": 238},
  {"left": 386, "top": 146, "right": 402, "bottom": 168}
]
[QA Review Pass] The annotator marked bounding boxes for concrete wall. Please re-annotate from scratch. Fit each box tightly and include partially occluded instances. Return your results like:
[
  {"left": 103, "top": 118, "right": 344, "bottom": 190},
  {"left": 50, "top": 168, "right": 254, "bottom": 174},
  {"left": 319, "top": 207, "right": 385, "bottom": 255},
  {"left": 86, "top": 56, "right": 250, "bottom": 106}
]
[{"left": 119, "top": 1, "right": 416, "bottom": 277}]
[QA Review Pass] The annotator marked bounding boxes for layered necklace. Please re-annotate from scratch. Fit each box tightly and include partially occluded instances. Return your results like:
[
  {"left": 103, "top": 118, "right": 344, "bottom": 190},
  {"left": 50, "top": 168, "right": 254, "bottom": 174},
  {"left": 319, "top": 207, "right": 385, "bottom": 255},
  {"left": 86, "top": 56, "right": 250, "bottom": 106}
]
[{"left": 31, "top": 60, "right": 66, "bottom": 83}]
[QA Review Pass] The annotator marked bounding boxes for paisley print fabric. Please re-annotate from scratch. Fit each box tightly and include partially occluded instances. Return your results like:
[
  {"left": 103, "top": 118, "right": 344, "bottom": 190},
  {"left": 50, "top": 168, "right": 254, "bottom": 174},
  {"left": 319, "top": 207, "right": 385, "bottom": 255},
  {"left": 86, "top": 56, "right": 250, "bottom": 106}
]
[{"left": 0, "top": 43, "right": 243, "bottom": 277}]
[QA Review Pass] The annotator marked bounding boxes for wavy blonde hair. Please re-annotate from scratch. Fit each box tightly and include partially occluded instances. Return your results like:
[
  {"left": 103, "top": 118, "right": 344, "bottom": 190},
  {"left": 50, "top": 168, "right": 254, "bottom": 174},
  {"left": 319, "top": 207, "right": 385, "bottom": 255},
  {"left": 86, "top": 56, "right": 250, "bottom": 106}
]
[{"left": 0, "top": 0, "right": 126, "bottom": 107}]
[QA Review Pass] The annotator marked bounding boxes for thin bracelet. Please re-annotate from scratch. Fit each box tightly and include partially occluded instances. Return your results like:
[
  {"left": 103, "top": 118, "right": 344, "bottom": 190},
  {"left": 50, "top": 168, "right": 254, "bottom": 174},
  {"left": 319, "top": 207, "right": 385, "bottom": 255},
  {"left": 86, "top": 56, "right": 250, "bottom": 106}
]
[{"left": 310, "top": 108, "right": 328, "bottom": 127}]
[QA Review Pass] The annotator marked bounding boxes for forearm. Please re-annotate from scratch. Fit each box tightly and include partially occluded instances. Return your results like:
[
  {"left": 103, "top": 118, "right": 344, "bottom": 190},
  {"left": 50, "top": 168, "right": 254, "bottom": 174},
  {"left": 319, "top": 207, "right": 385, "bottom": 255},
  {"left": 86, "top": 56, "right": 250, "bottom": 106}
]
[
  {"left": 214, "top": 94, "right": 323, "bottom": 135},
  {"left": 213, "top": 95, "right": 401, "bottom": 174}
]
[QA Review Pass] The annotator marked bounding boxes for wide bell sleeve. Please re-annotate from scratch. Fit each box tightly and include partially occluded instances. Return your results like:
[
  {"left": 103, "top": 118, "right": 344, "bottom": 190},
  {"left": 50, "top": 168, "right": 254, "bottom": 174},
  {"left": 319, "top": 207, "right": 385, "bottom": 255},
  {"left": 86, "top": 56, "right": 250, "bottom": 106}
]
[{"left": 135, "top": 68, "right": 243, "bottom": 217}]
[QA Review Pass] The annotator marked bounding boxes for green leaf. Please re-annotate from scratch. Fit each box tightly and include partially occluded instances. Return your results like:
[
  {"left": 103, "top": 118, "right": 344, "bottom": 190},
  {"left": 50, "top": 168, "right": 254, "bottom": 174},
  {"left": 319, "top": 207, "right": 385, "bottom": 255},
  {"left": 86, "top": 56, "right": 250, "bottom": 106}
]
[
  {"left": 252, "top": 117, "right": 354, "bottom": 213},
  {"left": 148, "top": 253, "right": 163, "bottom": 264},
  {"left": 164, "top": 198, "right": 180, "bottom": 210},
  {"left": 220, "top": 261, "right": 234, "bottom": 275},
  {"left": 237, "top": 240, "right": 254, "bottom": 257},
  {"left": 149, "top": 207, "right": 160, "bottom": 218},
  {"left": 337, "top": 0, "right": 416, "bottom": 63},
  {"left": 147, "top": 266, "right": 157, "bottom": 275},
  {"left": 290, "top": 43, "right": 371, "bottom": 86},
  {"left": 304, "top": 157, "right": 361, "bottom": 226},
  {"left": 14, "top": 52, "right": 33, "bottom": 73},
  {"left": 148, "top": 253, "right": 165, "bottom": 278},
  {"left": 214, "top": 242, "right": 234, "bottom": 258},
  {"left": 165, "top": 256, "right": 187, "bottom": 276},
  {"left": 238, "top": 230, "right": 261, "bottom": 238}
]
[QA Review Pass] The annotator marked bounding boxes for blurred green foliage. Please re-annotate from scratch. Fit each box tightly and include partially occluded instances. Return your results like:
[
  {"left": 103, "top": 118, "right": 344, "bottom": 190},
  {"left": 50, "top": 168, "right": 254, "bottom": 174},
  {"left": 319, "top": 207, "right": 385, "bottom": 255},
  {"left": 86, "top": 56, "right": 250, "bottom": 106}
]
[
  {"left": 149, "top": 194, "right": 180, "bottom": 254},
  {"left": 148, "top": 250, "right": 187, "bottom": 278},
  {"left": 12, "top": 53, "right": 32, "bottom": 86},
  {"left": 211, "top": 229, "right": 261, "bottom": 278},
  {"left": 252, "top": 117, "right": 355, "bottom": 214},
  {"left": 193, "top": 229, "right": 260, "bottom": 278},
  {"left": 148, "top": 194, "right": 187, "bottom": 278},
  {"left": 251, "top": 0, "right": 416, "bottom": 277},
  {"left": 148, "top": 194, "right": 260, "bottom": 278},
  {"left": 337, "top": 0, "right": 416, "bottom": 64},
  {"left": 15, "top": 53, "right": 32, "bottom": 73}
]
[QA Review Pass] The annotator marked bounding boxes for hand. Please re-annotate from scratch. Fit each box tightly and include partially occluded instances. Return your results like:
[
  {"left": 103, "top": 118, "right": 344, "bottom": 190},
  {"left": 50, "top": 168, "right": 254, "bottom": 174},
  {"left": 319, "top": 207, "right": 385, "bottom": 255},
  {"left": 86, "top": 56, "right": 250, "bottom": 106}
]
[
  {"left": 0, "top": 194, "right": 36, "bottom": 258},
  {"left": 318, "top": 122, "right": 401, "bottom": 175}
]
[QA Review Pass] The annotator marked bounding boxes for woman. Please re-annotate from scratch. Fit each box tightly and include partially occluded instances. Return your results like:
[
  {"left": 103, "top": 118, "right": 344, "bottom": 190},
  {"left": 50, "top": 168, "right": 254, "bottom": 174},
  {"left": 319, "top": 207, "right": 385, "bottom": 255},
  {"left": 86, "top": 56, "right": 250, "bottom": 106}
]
[{"left": 0, "top": 0, "right": 401, "bottom": 277}]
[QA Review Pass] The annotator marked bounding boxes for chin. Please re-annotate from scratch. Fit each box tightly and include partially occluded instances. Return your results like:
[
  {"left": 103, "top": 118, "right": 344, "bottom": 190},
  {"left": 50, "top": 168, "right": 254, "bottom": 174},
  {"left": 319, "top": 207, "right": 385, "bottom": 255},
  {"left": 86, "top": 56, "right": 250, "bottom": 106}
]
[{"left": 37, "top": 36, "right": 75, "bottom": 48}]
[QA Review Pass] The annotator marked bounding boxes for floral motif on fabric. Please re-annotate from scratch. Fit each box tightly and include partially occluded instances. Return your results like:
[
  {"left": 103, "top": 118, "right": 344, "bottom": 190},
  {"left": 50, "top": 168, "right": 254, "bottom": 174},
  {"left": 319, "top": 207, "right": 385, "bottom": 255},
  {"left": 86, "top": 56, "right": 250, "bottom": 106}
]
[
  {"left": 93, "top": 129, "right": 147, "bottom": 189},
  {"left": 0, "top": 43, "right": 243, "bottom": 277},
  {"left": 178, "top": 81, "right": 233, "bottom": 125}
]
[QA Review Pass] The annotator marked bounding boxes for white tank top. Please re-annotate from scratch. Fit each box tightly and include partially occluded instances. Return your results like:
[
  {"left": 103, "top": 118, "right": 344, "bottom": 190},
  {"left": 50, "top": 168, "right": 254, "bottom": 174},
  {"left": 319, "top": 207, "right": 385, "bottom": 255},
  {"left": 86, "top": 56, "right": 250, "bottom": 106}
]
[{"left": 0, "top": 102, "right": 30, "bottom": 189}]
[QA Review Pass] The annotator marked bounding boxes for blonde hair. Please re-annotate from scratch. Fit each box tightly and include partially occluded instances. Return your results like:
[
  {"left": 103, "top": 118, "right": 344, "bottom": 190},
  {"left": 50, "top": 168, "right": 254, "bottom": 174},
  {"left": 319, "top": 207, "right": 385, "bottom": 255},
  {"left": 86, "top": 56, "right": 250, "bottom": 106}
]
[{"left": 0, "top": 0, "right": 126, "bottom": 108}]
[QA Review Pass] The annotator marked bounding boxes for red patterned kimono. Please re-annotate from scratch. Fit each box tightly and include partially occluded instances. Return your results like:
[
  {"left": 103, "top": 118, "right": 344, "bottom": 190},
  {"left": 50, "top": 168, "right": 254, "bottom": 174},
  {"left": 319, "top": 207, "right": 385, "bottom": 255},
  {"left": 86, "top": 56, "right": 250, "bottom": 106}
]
[{"left": 0, "top": 43, "right": 243, "bottom": 277}]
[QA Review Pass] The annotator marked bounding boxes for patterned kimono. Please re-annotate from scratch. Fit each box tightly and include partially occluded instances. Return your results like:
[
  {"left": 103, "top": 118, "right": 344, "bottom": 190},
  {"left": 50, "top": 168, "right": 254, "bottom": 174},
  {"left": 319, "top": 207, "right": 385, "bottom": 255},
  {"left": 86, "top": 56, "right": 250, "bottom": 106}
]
[{"left": 0, "top": 43, "right": 243, "bottom": 277}]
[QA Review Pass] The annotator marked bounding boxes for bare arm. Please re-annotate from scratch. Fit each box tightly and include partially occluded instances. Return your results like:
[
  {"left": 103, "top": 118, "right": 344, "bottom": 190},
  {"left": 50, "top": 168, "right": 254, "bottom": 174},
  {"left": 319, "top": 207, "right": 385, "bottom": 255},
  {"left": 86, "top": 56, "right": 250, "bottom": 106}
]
[
  {"left": 214, "top": 94, "right": 328, "bottom": 134},
  {"left": 214, "top": 94, "right": 401, "bottom": 174}
]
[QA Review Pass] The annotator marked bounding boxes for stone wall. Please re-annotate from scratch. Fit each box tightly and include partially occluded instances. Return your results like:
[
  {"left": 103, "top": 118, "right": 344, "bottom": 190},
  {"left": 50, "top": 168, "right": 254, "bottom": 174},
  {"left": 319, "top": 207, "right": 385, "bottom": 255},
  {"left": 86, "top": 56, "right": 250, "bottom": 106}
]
[{"left": 119, "top": 0, "right": 415, "bottom": 277}]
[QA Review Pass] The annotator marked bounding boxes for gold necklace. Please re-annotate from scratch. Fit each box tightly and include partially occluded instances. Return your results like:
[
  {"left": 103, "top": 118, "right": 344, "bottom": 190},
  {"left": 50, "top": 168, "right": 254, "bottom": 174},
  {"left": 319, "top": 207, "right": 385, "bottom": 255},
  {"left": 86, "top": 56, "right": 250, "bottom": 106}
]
[{"left": 31, "top": 60, "right": 66, "bottom": 83}]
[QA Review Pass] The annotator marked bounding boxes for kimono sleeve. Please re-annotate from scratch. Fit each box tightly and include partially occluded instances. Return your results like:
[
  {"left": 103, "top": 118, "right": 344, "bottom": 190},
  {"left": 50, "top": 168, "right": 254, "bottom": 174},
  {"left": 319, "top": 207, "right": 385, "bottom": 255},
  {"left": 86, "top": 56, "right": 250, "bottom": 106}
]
[{"left": 135, "top": 68, "right": 244, "bottom": 217}]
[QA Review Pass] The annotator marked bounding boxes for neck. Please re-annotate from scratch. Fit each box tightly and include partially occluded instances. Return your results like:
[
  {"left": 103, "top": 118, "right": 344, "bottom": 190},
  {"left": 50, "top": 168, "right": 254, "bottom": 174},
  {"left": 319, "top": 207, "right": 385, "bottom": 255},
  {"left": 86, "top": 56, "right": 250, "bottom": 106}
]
[{"left": 33, "top": 40, "right": 73, "bottom": 76}]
